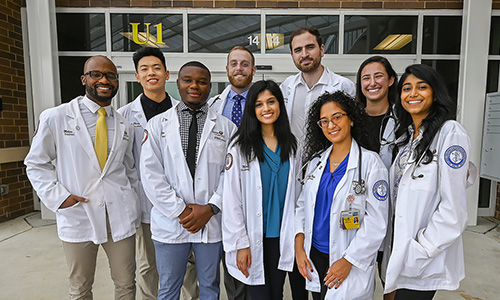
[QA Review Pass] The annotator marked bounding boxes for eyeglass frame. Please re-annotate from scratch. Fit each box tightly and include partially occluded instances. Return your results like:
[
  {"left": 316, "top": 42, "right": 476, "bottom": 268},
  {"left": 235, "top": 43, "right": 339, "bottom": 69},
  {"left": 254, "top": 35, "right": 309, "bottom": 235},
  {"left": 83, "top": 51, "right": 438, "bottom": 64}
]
[
  {"left": 317, "top": 113, "right": 348, "bottom": 128},
  {"left": 83, "top": 70, "right": 119, "bottom": 82}
]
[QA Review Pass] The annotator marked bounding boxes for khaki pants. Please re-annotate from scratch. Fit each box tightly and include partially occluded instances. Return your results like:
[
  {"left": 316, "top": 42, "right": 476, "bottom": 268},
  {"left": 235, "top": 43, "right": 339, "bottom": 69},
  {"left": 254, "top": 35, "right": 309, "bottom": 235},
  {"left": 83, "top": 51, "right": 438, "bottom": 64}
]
[
  {"left": 136, "top": 222, "right": 159, "bottom": 300},
  {"left": 62, "top": 234, "right": 136, "bottom": 300}
]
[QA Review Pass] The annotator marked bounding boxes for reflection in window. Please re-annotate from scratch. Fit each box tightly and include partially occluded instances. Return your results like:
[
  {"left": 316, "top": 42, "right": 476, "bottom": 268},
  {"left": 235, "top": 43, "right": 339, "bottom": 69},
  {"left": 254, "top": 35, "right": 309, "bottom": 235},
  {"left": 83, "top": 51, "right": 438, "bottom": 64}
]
[
  {"left": 265, "top": 15, "right": 339, "bottom": 54},
  {"left": 59, "top": 56, "right": 90, "bottom": 103},
  {"left": 111, "top": 14, "right": 183, "bottom": 52},
  {"left": 188, "top": 15, "right": 261, "bottom": 53},
  {"left": 344, "top": 16, "right": 417, "bottom": 54},
  {"left": 422, "top": 60, "right": 460, "bottom": 119},
  {"left": 57, "top": 14, "right": 105, "bottom": 51},
  {"left": 423, "top": 16, "right": 461, "bottom": 54},
  {"left": 490, "top": 17, "right": 500, "bottom": 55}
]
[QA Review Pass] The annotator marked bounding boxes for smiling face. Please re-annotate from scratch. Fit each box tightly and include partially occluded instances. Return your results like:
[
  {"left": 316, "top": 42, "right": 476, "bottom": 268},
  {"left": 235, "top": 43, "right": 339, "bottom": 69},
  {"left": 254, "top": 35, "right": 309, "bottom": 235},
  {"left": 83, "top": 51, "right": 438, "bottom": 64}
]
[
  {"left": 226, "top": 49, "right": 256, "bottom": 90},
  {"left": 177, "top": 66, "right": 211, "bottom": 109},
  {"left": 361, "top": 62, "right": 394, "bottom": 106},
  {"left": 319, "top": 101, "right": 353, "bottom": 146},
  {"left": 81, "top": 56, "right": 119, "bottom": 106},
  {"left": 135, "top": 55, "right": 169, "bottom": 94},
  {"left": 290, "top": 32, "right": 324, "bottom": 73},
  {"left": 255, "top": 89, "right": 280, "bottom": 127},
  {"left": 400, "top": 74, "right": 434, "bottom": 127}
]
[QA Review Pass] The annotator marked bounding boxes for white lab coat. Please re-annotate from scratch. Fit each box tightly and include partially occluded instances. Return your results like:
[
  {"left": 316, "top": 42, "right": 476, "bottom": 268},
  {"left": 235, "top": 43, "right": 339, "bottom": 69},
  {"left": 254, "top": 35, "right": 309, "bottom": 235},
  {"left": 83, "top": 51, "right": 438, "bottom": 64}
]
[
  {"left": 222, "top": 144, "right": 301, "bottom": 285},
  {"left": 117, "top": 94, "right": 179, "bottom": 224},
  {"left": 280, "top": 66, "right": 356, "bottom": 123},
  {"left": 382, "top": 120, "right": 470, "bottom": 293},
  {"left": 24, "top": 96, "right": 140, "bottom": 244},
  {"left": 140, "top": 104, "right": 237, "bottom": 244},
  {"left": 295, "top": 139, "right": 388, "bottom": 300},
  {"left": 207, "top": 85, "right": 232, "bottom": 115}
]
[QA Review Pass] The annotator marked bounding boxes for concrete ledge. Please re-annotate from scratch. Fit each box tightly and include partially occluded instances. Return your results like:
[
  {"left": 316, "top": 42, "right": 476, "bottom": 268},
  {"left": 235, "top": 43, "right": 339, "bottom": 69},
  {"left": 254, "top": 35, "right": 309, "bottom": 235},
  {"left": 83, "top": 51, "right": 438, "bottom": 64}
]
[{"left": 0, "top": 147, "right": 30, "bottom": 164}]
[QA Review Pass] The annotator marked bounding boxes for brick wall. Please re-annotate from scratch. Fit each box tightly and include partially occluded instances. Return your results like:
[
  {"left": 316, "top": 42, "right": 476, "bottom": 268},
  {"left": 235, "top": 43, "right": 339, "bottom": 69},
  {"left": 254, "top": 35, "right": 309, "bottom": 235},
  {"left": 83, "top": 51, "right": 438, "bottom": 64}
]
[
  {"left": 55, "top": 0, "right": 469, "bottom": 9},
  {"left": 0, "top": 0, "right": 33, "bottom": 222}
]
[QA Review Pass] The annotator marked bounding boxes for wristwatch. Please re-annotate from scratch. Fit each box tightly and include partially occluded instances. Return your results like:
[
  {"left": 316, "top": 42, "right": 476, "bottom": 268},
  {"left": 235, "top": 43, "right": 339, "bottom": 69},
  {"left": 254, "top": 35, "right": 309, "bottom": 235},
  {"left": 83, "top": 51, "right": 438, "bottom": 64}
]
[{"left": 208, "top": 203, "right": 220, "bottom": 215}]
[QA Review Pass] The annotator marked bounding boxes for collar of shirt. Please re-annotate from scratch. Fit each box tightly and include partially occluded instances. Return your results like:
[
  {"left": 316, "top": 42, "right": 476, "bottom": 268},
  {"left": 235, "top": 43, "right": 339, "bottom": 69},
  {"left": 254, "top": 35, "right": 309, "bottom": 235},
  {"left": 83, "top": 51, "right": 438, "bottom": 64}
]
[
  {"left": 140, "top": 92, "right": 171, "bottom": 112},
  {"left": 82, "top": 96, "right": 113, "bottom": 117},
  {"left": 227, "top": 88, "right": 249, "bottom": 102},
  {"left": 298, "top": 65, "right": 329, "bottom": 91},
  {"left": 176, "top": 100, "right": 209, "bottom": 115}
]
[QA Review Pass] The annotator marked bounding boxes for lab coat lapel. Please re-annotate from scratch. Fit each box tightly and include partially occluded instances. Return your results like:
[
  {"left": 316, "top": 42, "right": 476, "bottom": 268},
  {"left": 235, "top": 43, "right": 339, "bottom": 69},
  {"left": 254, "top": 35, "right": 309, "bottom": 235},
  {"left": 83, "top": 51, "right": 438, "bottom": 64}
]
[
  {"left": 197, "top": 109, "right": 216, "bottom": 162},
  {"left": 67, "top": 98, "right": 102, "bottom": 173},
  {"left": 132, "top": 97, "right": 148, "bottom": 129},
  {"left": 331, "top": 139, "right": 359, "bottom": 203}
]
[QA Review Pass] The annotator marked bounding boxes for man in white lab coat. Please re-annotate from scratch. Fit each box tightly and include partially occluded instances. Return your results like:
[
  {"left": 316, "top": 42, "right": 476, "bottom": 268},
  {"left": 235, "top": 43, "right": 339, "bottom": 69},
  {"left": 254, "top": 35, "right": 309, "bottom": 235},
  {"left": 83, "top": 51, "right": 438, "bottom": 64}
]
[
  {"left": 280, "top": 26, "right": 355, "bottom": 142},
  {"left": 207, "top": 45, "right": 255, "bottom": 300},
  {"left": 140, "top": 61, "right": 236, "bottom": 300},
  {"left": 25, "top": 55, "right": 140, "bottom": 300}
]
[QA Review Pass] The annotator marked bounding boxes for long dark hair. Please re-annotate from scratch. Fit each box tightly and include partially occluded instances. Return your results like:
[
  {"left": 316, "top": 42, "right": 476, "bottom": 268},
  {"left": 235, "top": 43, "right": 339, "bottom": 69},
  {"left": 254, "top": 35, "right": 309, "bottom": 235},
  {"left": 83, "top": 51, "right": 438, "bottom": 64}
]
[
  {"left": 355, "top": 55, "right": 398, "bottom": 108},
  {"left": 303, "top": 91, "right": 374, "bottom": 164},
  {"left": 394, "top": 64, "right": 455, "bottom": 164},
  {"left": 231, "top": 80, "right": 297, "bottom": 163}
]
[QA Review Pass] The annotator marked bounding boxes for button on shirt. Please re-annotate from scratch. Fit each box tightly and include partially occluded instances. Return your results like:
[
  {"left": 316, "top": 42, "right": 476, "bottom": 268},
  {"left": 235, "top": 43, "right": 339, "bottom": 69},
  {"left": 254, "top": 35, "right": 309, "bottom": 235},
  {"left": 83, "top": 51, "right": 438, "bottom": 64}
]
[
  {"left": 176, "top": 101, "right": 208, "bottom": 168},
  {"left": 80, "top": 96, "right": 114, "bottom": 156},
  {"left": 291, "top": 68, "right": 330, "bottom": 141},
  {"left": 222, "top": 89, "right": 249, "bottom": 121}
]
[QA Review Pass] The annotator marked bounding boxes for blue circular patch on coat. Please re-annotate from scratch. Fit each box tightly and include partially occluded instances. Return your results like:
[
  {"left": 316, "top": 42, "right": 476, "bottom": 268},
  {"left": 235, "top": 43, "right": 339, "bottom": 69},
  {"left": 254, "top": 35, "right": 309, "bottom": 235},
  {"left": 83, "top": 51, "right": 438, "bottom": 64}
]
[
  {"left": 373, "top": 180, "right": 389, "bottom": 201},
  {"left": 444, "top": 145, "right": 466, "bottom": 169}
]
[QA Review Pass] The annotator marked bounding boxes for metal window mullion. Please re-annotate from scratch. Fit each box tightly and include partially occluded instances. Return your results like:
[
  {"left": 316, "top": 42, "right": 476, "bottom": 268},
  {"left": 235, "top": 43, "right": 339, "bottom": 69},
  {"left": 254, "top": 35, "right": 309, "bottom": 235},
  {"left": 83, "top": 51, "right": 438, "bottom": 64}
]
[
  {"left": 416, "top": 12, "right": 424, "bottom": 64},
  {"left": 183, "top": 10, "right": 188, "bottom": 54},
  {"left": 105, "top": 9, "right": 111, "bottom": 57},
  {"left": 339, "top": 13, "right": 344, "bottom": 55}
]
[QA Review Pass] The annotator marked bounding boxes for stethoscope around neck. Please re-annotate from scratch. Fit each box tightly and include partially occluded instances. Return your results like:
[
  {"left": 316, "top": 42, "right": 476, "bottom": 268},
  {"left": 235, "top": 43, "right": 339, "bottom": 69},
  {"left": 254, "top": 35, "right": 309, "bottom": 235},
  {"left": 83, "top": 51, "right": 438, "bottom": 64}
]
[{"left": 297, "top": 143, "right": 367, "bottom": 195}]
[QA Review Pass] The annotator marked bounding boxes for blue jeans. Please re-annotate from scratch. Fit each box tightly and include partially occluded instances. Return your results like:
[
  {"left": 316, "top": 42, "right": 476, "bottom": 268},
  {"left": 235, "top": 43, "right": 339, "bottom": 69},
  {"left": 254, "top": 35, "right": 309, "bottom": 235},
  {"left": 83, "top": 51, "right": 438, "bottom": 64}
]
[{"left": 154, "top": 241, "right": 222, "bottom": 300}]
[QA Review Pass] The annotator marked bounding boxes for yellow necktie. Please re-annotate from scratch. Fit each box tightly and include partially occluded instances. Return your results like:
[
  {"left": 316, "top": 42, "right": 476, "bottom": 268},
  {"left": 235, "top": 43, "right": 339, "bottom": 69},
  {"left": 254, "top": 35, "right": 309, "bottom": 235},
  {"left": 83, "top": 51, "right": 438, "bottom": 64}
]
[{"left": 95, "top": 108, "right": 107, "bottom": 171}]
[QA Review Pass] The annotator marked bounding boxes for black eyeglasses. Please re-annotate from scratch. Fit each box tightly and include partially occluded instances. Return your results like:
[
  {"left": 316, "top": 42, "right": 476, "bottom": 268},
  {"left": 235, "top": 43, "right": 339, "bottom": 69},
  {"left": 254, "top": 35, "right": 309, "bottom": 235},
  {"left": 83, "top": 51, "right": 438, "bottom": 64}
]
[{"left": 83, "top": 71, "right": 119, "bottom": 82}]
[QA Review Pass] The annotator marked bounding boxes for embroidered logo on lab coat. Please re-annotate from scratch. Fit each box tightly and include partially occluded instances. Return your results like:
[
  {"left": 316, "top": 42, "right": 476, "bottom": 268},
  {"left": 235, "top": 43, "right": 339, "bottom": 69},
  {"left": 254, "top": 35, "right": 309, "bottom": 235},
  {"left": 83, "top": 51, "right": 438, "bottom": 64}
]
[
  {"left": 225, "top": 153, "right": 233, "bottom": 170},
  {"left": 373, "top": 180, "right": 388, "bottom": 201},
  {"left": 444, "top": 145, "right": 466, "bottom": 169},
  {"left": 141, "top": 129, "right": 148, "bottom": 145}
]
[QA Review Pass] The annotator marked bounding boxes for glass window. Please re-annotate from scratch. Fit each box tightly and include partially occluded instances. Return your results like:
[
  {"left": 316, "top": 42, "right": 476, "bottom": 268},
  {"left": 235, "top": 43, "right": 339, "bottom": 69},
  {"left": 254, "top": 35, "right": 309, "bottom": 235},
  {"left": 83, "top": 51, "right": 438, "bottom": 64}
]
[
  {"left": 57, "top": 13, "right": 105, "bottom": 51},
  {"left": 58, "top": 56, "right": 90, "bottom": 103},
  {"left": 344, "top": 16, "right": 417, "bottom": 54},
  {"left": 422, "top": 59, "right": 460, "bottom": 119},
  {"left": 111, "top": 14, "right": 183, "bottom": 52},
  {"left": 422, "top": 16, "right": 461, "bottom": 54},
  {"left": 265, "top": 15, "right": 339, "bottom": 54},
  {"left": 188, "top": 14, "right": 261, "bottom": 53},
  {"left": 490, "top": 17, "right": 500, "bottom": 55},
  {"left": 487, "top": 60, "right": 500, "bottom": 93}
]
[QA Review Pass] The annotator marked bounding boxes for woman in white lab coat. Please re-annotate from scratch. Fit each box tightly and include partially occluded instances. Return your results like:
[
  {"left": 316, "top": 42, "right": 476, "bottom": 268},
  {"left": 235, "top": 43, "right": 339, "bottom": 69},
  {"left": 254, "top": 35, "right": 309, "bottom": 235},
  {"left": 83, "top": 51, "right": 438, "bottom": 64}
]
[
  {"left": 295, "top": 91, "right": 389, "bottom": 300},
  {"left": 382, "top": 64, "right": 470, "bottom": 300},
  {"left": 222, "top": 80, "right": 299, "bottom": 300}
]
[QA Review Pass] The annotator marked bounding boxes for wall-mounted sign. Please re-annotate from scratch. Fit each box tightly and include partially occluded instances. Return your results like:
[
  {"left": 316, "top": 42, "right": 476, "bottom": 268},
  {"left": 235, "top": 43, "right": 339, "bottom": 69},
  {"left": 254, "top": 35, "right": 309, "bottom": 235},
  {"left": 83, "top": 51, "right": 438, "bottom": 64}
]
[
  {"left": 248, "top": 33, "right": 284, "bottom": 50},
  {"left": 121, "top": 23, "right": 168, "bottom": 48}
]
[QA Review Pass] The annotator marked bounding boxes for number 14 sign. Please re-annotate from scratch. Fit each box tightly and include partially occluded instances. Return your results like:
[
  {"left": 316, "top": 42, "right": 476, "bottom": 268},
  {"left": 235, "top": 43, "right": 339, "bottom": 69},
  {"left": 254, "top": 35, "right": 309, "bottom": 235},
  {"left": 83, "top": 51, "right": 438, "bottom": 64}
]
[{"left": 247, "top": 33, "right": 284, "bottom": 50}]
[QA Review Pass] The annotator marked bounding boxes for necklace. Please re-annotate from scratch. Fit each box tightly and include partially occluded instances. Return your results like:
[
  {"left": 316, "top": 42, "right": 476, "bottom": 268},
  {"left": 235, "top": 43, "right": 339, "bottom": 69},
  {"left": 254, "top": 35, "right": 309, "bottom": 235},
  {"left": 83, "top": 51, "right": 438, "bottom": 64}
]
[{"left": 330, "top": 161, "right": 340, "bottom": 167}]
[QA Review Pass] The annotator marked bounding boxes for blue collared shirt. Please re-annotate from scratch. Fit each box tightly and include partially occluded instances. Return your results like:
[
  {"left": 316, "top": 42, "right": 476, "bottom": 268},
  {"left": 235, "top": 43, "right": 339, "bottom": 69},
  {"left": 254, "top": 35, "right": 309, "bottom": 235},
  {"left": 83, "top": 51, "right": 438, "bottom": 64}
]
[{"left": 221, "top": 89, "right": 249, "bottom": 121}]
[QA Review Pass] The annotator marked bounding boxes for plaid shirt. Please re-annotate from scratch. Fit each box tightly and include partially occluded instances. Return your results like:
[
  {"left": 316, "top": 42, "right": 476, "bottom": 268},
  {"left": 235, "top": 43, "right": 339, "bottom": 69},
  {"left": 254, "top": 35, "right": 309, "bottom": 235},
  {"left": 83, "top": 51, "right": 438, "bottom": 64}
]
[{"left": 176, "top": 101, "right": 208, "bottom": 169}]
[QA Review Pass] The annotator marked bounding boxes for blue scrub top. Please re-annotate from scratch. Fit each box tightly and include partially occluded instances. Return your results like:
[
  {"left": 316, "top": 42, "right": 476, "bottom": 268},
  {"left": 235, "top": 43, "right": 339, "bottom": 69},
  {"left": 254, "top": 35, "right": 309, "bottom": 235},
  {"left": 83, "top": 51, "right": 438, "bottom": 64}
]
[{"left": 312, "top": 154, "right": 349, "bottom": 254}]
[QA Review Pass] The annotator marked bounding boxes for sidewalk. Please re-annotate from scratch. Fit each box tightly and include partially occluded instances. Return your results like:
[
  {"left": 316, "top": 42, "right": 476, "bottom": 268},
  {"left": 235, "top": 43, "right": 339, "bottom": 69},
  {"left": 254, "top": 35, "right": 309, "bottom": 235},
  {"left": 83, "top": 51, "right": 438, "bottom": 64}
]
[{"left": 1, "top": 212, "right": 499, "bottom": 300}]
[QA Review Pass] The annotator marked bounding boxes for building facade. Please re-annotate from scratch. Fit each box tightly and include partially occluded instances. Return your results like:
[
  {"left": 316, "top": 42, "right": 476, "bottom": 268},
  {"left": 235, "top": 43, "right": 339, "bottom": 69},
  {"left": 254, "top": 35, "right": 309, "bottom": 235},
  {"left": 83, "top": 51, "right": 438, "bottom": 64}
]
[{"left": 1, "top": 0, "right": 499, "bottom": 222}]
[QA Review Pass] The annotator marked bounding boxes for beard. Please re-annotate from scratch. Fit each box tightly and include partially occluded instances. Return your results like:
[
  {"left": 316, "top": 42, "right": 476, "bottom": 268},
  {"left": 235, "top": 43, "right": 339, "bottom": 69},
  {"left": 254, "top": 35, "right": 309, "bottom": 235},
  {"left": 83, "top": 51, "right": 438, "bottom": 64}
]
[
  {"left": 85, "top": 84, "right": 118, "bottom": 103},
  {"left": 228, "top": 73, "right": 253, "bottom": 89},
  {"left": 294, "top": 56, "right": 321, "bottom": 73}
]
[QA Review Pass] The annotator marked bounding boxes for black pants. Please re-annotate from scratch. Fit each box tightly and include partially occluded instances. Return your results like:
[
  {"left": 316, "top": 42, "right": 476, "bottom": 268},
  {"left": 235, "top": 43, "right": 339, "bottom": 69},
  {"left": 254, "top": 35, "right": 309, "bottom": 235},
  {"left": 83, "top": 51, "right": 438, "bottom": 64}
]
[
  {"left": 309, "top": 245, "right": 329, "bottom": 300},
  {"left": 394, "top": 289, "right": 436, "bottom": 300},
  {"left": 288, "top": 261, "right": 309, "bottom": 300},
  {"left": 247, "top": 238, "right": 287, "bottom": 300}
]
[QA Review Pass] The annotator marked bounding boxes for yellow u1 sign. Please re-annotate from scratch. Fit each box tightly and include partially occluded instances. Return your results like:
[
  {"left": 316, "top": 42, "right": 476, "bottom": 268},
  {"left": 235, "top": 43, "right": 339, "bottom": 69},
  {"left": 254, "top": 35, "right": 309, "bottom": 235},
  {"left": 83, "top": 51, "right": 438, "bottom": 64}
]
[{"left": 120, "top": 23, "right": 168, "bottom": 48}]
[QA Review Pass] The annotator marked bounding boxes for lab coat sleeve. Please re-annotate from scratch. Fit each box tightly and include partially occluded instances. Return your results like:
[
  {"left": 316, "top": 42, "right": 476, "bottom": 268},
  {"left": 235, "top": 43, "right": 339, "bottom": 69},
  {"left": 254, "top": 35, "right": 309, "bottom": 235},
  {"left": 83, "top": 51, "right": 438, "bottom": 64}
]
[
  {"left": 222, "top": 147, "right": 250, "bottom": 252},
  {"left": 24, "top": 112, "right": 71, "bottom": 212},
  {"left": 417, "top": 122, "right": 470, "bottom": 258},
  {"left": 140, "top": 120, "right": 186, "bottom": 219},
  {"left": 344, "top": 156, "right": 389, "bottom": 272}
]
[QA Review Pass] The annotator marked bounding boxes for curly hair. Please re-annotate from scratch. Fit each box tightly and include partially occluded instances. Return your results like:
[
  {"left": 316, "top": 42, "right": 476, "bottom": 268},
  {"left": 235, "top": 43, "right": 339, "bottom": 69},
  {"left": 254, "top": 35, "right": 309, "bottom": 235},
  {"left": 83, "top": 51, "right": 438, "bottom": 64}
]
[
  {"left": 231, "top": 80, "right": 297, "bottom": 163},
  {"left": 302, "top": 90, "right": 375, "bottom": 164},
  {"left": 394, "top": 64, "right": 455, "bottom": 164}
]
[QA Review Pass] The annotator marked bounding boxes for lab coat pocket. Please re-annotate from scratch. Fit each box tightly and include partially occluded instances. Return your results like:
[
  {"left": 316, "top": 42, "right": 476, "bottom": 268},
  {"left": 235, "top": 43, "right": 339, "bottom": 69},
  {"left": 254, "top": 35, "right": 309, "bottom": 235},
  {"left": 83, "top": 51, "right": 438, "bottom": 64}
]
[
  {"left": 400, "top": 238, "right": 437, "bottom": 278},
  {"left": 207, "top": 138, "right": 226, "bottom": 164},
  {"left": 57, "top": 202, "right": 91, "bottom": 230},
  {"left": 329, "top": 264, "right": 374, "bottom": 300},
  {"left": 408, "top": 159, "right": 437, "bottom": 192}
]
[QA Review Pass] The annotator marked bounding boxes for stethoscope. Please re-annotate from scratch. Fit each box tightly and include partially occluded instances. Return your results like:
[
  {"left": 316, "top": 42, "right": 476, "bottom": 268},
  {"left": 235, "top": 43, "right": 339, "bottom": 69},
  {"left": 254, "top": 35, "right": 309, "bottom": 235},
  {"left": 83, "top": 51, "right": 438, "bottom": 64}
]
[
  {"left": 379, "top": 108, "right": 397, "bottom": 147},
  {"left": 297, "top": 144, "right": 367, "bottom": 195},
  {"left": 409, "top": 142, "right": 431, "bottom": 179}
]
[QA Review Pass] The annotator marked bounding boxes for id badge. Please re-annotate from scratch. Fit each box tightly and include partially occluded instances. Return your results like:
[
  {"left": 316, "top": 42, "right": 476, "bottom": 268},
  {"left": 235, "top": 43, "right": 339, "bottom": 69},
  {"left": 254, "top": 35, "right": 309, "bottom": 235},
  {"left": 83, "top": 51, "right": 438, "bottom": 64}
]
[{"left": 340, "top": 209, "right": 360, "bottom": 230}]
